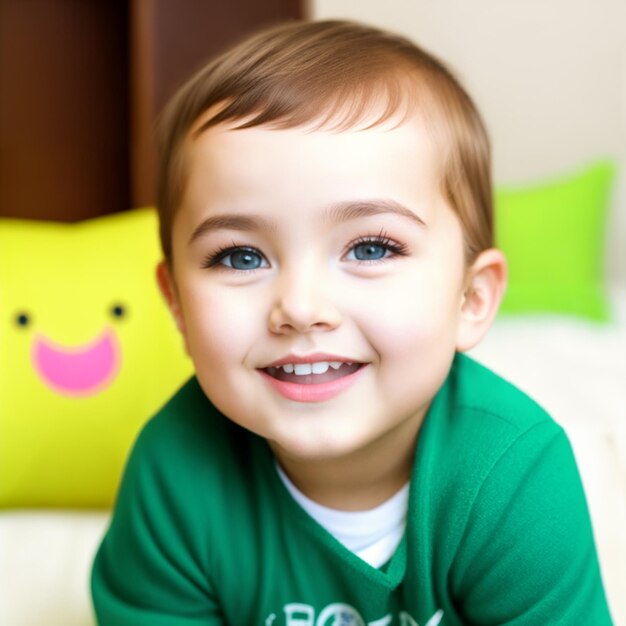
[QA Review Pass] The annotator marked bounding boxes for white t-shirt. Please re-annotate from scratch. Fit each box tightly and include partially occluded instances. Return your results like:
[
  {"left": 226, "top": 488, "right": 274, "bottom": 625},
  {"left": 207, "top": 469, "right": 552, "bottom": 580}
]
[{"left": 276, "top": 462, "right": 409, "bottom": 568}]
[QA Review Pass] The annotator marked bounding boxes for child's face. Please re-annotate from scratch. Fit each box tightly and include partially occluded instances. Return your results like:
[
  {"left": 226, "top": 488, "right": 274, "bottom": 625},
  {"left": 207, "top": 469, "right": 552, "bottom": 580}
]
[{"left": 162, "top": 114, "right": 473, "bottom": 464}]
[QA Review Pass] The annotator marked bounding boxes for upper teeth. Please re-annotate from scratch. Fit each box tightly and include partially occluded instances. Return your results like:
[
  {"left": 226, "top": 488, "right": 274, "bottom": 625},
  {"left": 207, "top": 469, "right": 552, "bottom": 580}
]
[{"left": 280, "top": 361, "right": 346, "bottom": 375}]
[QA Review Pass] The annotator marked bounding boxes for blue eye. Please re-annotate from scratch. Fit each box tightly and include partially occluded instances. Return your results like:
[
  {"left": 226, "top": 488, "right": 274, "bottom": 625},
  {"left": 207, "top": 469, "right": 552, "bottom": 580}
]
[
  {"left": 226, "top": 250, "right": 264, "bottom": 270},
  {"left": 352, "top": 243, "right": 388, "bottom": 261},
  {"left": 204, "top": 246, "right": 268, "bottom": 271},
  {"left": 344, "top": 234, "right": 408, "bottom": 263}
]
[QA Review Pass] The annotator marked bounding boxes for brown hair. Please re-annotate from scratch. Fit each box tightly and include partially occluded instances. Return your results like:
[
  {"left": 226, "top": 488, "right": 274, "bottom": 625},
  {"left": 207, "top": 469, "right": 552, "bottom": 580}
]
[{"left": 157, "top": 19, "right": 493, "bottom": 265}]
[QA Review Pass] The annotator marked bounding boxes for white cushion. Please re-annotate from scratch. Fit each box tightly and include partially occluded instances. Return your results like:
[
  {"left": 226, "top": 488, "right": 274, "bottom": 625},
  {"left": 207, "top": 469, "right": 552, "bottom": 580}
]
[{"left": 0, "top": 511, "right": 109, "bottom": 626}]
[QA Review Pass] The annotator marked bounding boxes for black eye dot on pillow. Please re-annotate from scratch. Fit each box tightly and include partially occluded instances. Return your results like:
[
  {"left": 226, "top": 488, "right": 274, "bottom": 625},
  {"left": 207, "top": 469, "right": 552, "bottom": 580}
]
[
  {"left": 111, "top": 304, "right": 127, "bottom": 319},
  {"left": 15, "top": 312, "right": 31, "bottom": 327}
]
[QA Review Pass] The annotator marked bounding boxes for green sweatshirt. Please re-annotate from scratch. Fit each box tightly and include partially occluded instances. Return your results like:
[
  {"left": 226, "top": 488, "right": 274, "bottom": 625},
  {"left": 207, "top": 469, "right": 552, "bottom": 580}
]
[{"left": 92, "top": 353, "right": 613, "bottom": 625}]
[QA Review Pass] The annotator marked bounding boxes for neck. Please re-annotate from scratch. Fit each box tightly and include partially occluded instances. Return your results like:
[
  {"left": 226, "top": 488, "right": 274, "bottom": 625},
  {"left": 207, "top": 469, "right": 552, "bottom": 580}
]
[{"left": 269, "top": 407, "right": 425, "bottom": 511}]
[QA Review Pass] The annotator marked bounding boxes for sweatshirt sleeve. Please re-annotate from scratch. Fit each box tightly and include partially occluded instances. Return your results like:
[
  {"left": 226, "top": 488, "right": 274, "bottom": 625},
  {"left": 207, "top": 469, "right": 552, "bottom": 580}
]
[
  {"left": 91, "top": 417, "right": 224, "bottom": 626},
  {"left": 450, "top": 422, "right": 614, "bottom": 625}
]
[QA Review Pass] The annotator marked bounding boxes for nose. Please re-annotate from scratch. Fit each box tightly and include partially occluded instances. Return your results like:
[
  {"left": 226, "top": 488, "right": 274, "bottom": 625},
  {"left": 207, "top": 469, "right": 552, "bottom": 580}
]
[{"left": 268, "top": 266, "right": 342, "bottom": 335}]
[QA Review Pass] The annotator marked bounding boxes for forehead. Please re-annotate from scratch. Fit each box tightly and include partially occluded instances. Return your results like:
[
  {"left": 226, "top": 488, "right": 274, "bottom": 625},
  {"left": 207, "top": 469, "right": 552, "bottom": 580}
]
[
  {"left": 182, "top": 112, "right": 442, "bottom": 205},
  {"left": 169, "top": 113, "right": 466, "bottom": 271},
  {"left": 168, "top": 112, "right": 468, "bottom": 273}
]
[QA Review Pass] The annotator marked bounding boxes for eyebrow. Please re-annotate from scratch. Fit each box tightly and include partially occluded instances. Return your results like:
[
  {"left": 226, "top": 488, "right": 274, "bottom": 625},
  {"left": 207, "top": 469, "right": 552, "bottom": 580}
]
[
  {"left": 189, "top": 214, "right": 276, "bottom": 244},
  {"left": 323, "top": 199, "right": 426, "bottom": 227},
  {"left": 188, "top": 199, "right": 426, "bottom": 245}
]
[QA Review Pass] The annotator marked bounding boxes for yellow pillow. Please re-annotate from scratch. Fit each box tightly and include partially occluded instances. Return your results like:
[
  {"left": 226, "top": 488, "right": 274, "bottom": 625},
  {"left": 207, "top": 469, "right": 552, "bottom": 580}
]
[{"left": 0, "top": 208, "right": 193, "bottom": 508}]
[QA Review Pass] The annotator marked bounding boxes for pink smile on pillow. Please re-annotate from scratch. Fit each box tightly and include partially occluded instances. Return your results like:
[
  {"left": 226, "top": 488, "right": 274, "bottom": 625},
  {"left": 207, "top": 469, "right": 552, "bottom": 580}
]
[{"left": 32, "top": 328, "right": 121, "bottom": 397}]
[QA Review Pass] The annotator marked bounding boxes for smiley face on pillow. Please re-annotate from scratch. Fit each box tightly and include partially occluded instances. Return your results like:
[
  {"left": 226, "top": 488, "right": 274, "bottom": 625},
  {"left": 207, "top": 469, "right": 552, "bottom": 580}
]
[{"left": 0, "top": 208, "right": 192, "bottom": 508}]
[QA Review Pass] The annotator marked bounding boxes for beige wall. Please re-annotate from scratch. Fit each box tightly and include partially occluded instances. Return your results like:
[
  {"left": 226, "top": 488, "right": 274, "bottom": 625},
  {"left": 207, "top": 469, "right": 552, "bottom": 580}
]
[{"left": 307, "top": 0, "right": 626, "bottom": 284}]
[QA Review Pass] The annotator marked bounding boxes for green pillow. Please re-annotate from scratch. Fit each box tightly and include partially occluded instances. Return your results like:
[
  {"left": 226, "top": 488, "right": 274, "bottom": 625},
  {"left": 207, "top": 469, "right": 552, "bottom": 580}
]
[{"left": 495, "top": 160, "right": 616, "bottom": 322}]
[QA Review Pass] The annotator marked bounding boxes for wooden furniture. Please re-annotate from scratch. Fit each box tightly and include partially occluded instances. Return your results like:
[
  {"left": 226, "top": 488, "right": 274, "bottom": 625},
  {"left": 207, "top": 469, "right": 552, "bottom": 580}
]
[{"left": 0, "top": 0, "right": 302, "bottom": 221}]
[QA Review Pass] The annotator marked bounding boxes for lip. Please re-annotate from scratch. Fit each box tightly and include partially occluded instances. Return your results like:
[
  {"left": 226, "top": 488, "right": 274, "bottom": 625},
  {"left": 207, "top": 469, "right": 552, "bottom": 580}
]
[
  {"left": 257, "top": 362, "right": 367, "bottom": 403},
  {"left": 263, "top": 352, "right": 360, "bottom": 368}
]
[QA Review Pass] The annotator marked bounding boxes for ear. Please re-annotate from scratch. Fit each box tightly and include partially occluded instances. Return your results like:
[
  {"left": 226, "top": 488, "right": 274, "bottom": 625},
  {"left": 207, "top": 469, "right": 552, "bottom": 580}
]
[
  {"left": 156, "top": 261, "right": 189, "bottom": 350},
  {"left": 456, "top": 248, "right": 507, "bottom": 352}
]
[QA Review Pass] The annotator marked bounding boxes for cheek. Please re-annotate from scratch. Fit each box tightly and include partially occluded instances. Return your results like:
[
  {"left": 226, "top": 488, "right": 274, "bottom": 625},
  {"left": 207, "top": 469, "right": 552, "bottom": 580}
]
[
  {"left": 368, "top": 310, "right": 452, "bottom": 359},
  {"left": 181, "top": 287, "right": 261, "bottom": 366},
  {"left": 181, "top": 288, "right": 266, "bottom": 424},
  {"left": 364, "top": 300, "right": 459, "bottom": 409},
  {"left": 355, "top": 277, "right": 462, "bottom": 364}
]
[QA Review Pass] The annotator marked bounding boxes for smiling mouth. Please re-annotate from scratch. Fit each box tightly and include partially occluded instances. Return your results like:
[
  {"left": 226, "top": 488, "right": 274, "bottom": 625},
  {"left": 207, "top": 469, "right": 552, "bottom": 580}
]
[
  {"left": 32, "top": 328, "right": 121, "bottom": 396},
  {"left": 263, "top": 362, "right": 363, "bottom": 384}
]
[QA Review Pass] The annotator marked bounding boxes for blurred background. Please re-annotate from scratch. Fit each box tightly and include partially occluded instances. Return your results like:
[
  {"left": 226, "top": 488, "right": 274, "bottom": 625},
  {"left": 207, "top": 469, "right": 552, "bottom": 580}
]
[{"left": 0, "top": 0, "right": 302, "bottom": 220}]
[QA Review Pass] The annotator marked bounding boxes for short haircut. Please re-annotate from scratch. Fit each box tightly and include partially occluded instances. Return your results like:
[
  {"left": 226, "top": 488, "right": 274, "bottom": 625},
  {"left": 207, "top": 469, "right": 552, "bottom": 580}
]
[{"left": 157, "top": 19, "right": 493, "bottom": 266}]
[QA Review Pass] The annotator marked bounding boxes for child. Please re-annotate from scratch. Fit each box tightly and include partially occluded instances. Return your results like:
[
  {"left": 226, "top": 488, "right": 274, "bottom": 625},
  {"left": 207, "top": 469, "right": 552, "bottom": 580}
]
[{"left": 91, "top": 20, "right": 613, "bottom": 625}]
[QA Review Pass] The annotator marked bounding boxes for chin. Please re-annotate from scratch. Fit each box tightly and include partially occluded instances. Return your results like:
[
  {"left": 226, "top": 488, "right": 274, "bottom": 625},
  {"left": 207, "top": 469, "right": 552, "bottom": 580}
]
[{"left": 270, "top": 429, "right": 369, "bottom": 464}]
